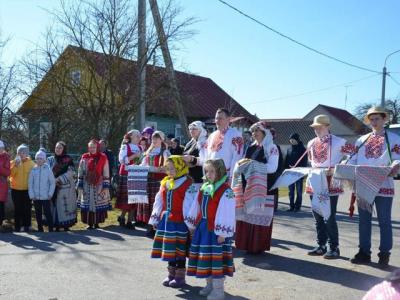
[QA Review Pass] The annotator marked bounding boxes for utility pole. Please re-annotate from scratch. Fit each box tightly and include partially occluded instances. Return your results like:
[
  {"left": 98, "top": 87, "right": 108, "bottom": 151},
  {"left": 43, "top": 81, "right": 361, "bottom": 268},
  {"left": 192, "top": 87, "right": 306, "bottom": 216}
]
[
  {"left": 135, "top": 0, "right": 147, "bottom": 131},
  {"left": 382, "top": 49, "right": 400, "bottom": 108},
  {"left": 381, "top": 67, "right": 387, "bottom": 108},
  {"left": 148, "top": 0, "right": 189, "bottom": 139},
  {"left": 344, "top": 85, "right": 351, "bottom": 110}
]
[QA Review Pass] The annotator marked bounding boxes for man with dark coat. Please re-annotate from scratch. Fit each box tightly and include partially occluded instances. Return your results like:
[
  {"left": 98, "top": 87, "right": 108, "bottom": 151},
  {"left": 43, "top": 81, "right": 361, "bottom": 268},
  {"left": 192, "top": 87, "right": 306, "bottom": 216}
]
[{"left": 284, "top": 133, "right": 307, "bottom": 212}]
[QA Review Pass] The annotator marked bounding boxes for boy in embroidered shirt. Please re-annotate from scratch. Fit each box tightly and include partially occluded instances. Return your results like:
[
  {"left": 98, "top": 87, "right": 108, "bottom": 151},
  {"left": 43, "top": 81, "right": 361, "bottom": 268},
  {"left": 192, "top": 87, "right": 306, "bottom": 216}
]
[
  {"left": 306, "top": 115, "right": 353, "bottom": 259},
  {"left": 185, "top": 159, "right": 235, "bottom": 300},
  {"left": 349, "top": 107, "right": 400, "bottom": 267}
]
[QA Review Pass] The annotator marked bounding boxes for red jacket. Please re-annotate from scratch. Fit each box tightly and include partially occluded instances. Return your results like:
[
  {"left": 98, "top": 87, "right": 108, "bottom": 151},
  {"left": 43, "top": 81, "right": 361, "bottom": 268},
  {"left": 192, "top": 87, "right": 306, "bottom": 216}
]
[{"left": 0, "top": 153, "right": 10, "bottom": 202}]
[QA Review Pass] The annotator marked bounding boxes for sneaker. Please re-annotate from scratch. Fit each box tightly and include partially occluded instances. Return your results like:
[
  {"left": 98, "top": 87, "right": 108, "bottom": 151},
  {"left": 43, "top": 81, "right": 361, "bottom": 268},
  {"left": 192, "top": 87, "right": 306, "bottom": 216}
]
[
  {"left": 378, "top": 252, "right": 390, "bottom": 268},
  {"left": 294, "top": 207, "right": 301, "bottom": 212},
  {"left": 324, "top": 248, "right": 340, "bottom": 259},
  {"left": 286, "top": 208, "right": 294, "bottom": 212},
  {"left": 350, "top": 250, "right": 371, "bottom": 264},
  {"left": 307, "top": 245, "right": 327, "bottom": 256}
]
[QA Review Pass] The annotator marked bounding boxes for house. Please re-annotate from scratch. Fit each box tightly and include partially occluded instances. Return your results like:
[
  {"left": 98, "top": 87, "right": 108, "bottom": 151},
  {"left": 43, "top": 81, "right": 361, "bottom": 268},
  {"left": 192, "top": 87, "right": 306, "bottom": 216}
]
[
  {"left": 18, "top": 45, "right": 258, "bottom": 151},
  {"left": 303, "top": 104, "right": 369, "bottom": 143},
  {"left": 264, "top": 104, "right": 370, "bottom": 156}
]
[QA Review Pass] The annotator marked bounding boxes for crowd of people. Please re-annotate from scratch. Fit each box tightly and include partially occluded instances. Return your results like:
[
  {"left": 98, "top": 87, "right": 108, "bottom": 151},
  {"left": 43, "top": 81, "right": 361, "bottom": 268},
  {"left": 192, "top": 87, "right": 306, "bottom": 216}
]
[{"left": 0, "top": 106, "right": 399, "bottom": 300}]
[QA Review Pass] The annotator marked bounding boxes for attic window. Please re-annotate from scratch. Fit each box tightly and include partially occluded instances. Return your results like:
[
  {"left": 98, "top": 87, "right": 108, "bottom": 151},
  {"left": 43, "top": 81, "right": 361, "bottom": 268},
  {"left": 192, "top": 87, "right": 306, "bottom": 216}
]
[{"left": 71, "top": 70, "right": 81, "bottom": 86}]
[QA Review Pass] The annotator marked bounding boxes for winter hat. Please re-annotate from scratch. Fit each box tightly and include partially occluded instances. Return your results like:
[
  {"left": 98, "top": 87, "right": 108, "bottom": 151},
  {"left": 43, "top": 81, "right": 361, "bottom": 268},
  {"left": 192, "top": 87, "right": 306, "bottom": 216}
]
[
  {"left": 17, "top": 144, "right": 29, "bottom": 156},
  {"left": 35, "top": 150, "right": 46, "bottom": 160},
  {"left": 142, "top": 127, "right": 155, "bottom": 136}
]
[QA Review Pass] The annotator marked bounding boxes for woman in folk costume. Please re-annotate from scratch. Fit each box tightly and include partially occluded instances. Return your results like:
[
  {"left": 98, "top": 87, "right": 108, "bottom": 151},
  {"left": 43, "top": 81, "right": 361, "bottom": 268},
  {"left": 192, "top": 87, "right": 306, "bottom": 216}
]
[
  {"left": 47, "top": 141, "right": 77, "bottom": 231},
  {"left": 185, "top": 159, "right": 235, "bottom": 300},
  {"left": 149, "top": 155, "right": 197, "bottom": 288},
  {"left": 182, "top": 121, "right": 208, "bottom": 191},
  {"left": 349, "top": 107, "right": 400, "bottom": 267},
  {"left": 77, "top": 139, "right": 112, "bottom": 229},
  {"left": 116, "top": 130, "right": 142, "bottom": 229},
  {"left": 207, "top": 108, "right": 244, "bottom": 181},
  {"left": 140, "top": 131, "right": 170, "bottom": 237},
  {"left": 234, "top": 121, "right": 279, "bottom": 254},
  {"left": 306, "top": 115, "right": 353, "bottom": 259}
]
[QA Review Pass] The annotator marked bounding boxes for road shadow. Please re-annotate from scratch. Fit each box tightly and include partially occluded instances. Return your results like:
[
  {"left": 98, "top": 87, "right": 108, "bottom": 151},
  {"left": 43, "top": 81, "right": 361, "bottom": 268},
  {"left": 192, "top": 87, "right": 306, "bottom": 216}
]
[
  {"left": 271, "top": 238, "right": 314, "bottom": 251},
  {"left": 34, "top": 231, "right": 99, "bottom": 246},
  {"left": 76, "top": 227, "right": 125, "bottom": 241},
  {"left": 175, "top": 284, "right": 250, "bottom": 300},
  {"left": 101, "top": 225, "right": 147, "bottom": 238},
  {"left": 0, "top": 233, "right": 55, "bottom": 252},
  {"left": 240, "top": 252, "right": 385, "bottom": 291}
]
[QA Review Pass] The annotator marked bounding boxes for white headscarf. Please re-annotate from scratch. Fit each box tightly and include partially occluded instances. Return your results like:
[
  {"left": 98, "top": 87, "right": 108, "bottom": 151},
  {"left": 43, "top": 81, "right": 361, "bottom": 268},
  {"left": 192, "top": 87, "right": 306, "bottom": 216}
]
[
  {"left": 189, "top": 121, "right": 207, "bottom": 149},
  {"left": 249, "top": 122, "right": 274, "bottom": 160}
]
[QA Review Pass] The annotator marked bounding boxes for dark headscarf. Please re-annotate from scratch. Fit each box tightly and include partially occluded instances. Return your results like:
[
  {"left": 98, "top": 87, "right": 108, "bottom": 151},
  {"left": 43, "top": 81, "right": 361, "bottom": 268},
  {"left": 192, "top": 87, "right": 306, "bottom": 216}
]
[{"left": 52, "top": 141, "right": 74, "bottom": 178}]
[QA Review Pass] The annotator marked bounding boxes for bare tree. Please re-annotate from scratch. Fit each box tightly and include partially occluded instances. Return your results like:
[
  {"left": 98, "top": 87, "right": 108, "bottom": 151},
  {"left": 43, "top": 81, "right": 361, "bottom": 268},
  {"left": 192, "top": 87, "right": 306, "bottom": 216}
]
[
  {"left": 354, "top": 99, "right": 400, "bottom": 124},
  {"left": 0, "top": 34, "right": 28, "bottom": 152},
  {"left": 20, "top": 0, "right": 197, "bottom": 153}
]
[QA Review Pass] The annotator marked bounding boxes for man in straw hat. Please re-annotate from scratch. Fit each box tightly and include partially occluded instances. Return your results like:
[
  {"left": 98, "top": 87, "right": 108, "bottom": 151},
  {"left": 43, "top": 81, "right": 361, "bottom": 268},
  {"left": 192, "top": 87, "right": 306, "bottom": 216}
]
[
  {"left": 306, "top": 114, "right": 353, "bottom": 259},
  {"left": 348, "top": 106, "right": 400, "bottom": 267}
]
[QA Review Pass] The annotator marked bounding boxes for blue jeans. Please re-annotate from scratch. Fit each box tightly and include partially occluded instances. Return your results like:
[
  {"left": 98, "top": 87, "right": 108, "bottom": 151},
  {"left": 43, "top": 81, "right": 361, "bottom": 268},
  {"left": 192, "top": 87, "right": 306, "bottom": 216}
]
[
  {"left": 358, "top": 196, "right": 393, "bottom": 255},
  {"left": 311, "top": 196, "right": 339, "bottom": 249},
  {"left": 289, "top": 179, "right": 303, "bottom": 209}
]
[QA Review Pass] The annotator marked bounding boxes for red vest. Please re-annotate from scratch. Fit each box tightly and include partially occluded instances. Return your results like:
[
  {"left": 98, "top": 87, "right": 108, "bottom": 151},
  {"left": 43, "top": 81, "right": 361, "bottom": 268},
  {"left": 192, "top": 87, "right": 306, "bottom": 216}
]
[
  {"left": 119, "top": 144, "right": 135, "bottom": 175},
  {"left": 196, "top": 183, "right": 230, "bottom": 231},
  {"left": 161, "top": 178, "right": 193, "bottom": 222}
]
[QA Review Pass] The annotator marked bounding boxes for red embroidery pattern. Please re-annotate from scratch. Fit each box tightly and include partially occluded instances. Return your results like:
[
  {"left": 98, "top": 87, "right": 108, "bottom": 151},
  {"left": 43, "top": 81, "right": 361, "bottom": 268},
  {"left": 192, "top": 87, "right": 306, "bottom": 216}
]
[
  {"left": 365, "top": 135, "right": 385, "bottom": 159},
  {"left": 378, "top": 188, "right": 394, "bottom": 195},
  {"left": 232, "top": 137, "right": 244, "bottom": 155},
  {"left": 391, "top": 144, "right": 400, "bottom": 154},
  {"left": 341, "top": 143, "right": 356, "bottom": 155},
  {"left": 312, "top": 136, "right": 330, "bottom": 164},
  {"left": 210, "top": 128, "right": 228, "bottom": 152},
  {"left": 305, "top": 186, "right": 343, "bottom": 195}
]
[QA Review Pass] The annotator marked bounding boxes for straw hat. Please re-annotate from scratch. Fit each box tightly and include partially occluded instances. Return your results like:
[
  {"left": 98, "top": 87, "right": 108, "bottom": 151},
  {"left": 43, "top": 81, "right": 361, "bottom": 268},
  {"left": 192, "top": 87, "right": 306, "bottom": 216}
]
[
  {"left": 364, "top": 106, "right": 388, "bottom": 124},
  {"left": 310, "top": 115, "right": 330, "bottom": 128}
]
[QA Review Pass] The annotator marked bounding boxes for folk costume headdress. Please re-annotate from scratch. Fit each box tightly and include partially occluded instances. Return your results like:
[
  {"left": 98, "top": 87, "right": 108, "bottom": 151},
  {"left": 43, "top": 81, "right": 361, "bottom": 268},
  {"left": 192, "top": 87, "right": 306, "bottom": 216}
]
[
  {"left": 82, "top": 139, "right": 107, "bottom": 185},
  {"left": 161, "top": 155, "right": 189, "bottom": 189}
]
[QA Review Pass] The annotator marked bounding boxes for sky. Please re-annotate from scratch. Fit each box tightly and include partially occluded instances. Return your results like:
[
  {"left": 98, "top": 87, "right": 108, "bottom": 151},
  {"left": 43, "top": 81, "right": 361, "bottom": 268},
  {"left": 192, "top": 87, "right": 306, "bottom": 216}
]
[{"left": 1, "top": 0, "right": 400, "bottom": 119}]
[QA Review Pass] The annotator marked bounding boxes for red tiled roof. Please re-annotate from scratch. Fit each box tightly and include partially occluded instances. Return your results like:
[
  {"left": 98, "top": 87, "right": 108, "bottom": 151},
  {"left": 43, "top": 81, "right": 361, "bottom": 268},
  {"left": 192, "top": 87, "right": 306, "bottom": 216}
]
[
  {"left": 66, "top": 45, "right": 258, "bottom": 122},
  {"left": 317, "top": 104, "right": 369, "bottom": 135}
]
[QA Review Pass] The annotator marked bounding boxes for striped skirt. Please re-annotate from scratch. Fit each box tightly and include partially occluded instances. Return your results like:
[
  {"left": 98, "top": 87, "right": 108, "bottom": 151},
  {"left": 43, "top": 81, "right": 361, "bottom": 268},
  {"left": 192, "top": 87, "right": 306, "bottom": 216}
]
[
  {"left": 187, "top": 219, "right": 234, "bottom": 278},
  {"left": 115, "top": 175, "right": 137, "bottom": 211},
  {"left": 136, "top": 178, "right": 160, "bottom": 223},
  {"left": 151, "top": 213, "right": 189, "bottom": 262}
]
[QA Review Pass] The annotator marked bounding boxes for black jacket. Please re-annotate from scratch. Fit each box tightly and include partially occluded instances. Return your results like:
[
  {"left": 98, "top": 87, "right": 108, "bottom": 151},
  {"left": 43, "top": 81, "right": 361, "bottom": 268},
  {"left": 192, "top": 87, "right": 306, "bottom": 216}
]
[{"left": 285, "top": 141, "right": 307, "bottom": 168}]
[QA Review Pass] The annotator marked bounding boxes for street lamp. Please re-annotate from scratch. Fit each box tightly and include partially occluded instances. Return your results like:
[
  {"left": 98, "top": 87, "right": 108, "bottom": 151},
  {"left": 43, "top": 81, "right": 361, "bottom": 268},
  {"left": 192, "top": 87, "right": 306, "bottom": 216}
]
[{"left": 381, "top": 49, "right": 400, "bottom": 107}]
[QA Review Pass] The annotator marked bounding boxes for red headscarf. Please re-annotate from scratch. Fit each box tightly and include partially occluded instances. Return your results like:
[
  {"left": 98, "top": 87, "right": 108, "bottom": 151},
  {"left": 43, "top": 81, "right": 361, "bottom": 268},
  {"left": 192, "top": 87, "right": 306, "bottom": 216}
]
[{"left": 81, "top": 139, "right": 107, "bottom": 185}]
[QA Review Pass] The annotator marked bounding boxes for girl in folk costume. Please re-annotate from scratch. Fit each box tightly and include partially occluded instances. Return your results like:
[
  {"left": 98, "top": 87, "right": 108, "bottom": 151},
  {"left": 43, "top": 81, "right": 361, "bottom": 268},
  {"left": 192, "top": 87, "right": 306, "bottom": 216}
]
[
  {"left": 140, "top": 131, "right": 170, "bottom": 236},
  {"left": 306, "top": 115, "right": 353, "bottom": 259},
  {"left": 47, "top": 141, "right": 77, "bottom": 231},
  {"left": 207, "top": 108, "right": 244, "bottom": 181},
  {"left": 234, "top": 121, "right": 279, "bottom": 254},
  {"left": 185, "top": 159, "right": 235, "bottom": 300},
  {"left": 349, "top": 107, "right": 400, "bottom": 267},
  {"left": 77, "top": 139, "right": 112, "bottom": 229},
  {"left": 182, "top": 121, "right": 208, "bottom": 191},
  {"left": 116, "top": 130, "right": 142, "bottom": 229},
  {"left": 149, "top": 156, "right": 197, "bottom": 288}
]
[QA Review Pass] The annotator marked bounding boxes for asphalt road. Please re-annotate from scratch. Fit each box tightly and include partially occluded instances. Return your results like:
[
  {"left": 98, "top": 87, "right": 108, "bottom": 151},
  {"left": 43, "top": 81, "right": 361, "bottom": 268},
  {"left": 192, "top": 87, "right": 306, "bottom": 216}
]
[{"left": 0, "top": 185, "right": 399, "bottom": 300}]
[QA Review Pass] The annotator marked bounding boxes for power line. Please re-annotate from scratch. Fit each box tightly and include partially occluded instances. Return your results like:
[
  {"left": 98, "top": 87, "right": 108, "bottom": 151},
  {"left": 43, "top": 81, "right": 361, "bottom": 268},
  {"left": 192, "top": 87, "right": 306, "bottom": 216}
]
[
  {"left": 388, "top": 74, "right": 400, "bottom": 86},
  {"left": 245, "top": 74, "right": 380, "bottom": 105},
  {"left": 217, "top": 0, "right": 381, "bottom": 74}
]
